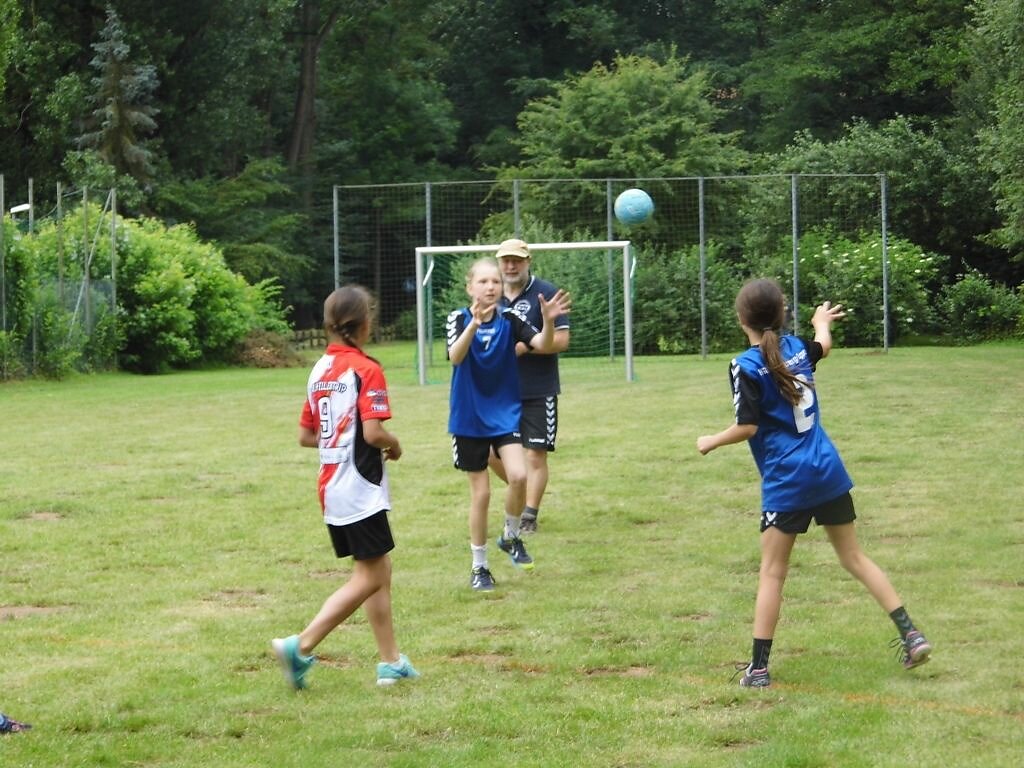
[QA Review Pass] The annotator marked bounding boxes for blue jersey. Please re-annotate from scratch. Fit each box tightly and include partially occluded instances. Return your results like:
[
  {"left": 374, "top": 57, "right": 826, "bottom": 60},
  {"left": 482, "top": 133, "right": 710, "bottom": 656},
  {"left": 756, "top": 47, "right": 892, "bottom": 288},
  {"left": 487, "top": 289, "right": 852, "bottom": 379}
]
[
  {"left": 447, "top": 306, "right": 539, "bottom": 437},
  {"left": 730, "top": 335, "right": 853, "bottom": 512},
  {"left": 501, "top": 275, "right": 570, "bottom": 399}
]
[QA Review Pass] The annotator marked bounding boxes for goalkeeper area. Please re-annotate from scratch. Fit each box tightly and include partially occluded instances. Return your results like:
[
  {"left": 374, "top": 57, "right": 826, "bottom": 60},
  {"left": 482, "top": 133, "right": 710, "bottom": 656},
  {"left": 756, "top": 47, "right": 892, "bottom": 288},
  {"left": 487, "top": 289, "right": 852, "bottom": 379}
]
[{"left": 414, "top": 240, "right": 636, "bottom": 385}]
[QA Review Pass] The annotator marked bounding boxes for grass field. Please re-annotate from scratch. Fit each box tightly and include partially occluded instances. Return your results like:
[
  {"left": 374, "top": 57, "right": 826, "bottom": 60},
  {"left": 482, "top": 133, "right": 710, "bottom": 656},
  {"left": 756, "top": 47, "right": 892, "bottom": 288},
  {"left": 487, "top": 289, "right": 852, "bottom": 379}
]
[{"left": 1, "top": 345, "right": 1022, "bottom": 767}]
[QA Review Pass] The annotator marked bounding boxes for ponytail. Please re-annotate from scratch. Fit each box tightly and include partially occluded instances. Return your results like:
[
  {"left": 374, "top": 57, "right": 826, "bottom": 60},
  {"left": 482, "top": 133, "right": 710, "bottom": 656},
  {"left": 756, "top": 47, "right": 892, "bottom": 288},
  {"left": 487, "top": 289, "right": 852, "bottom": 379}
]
[
  {"left": 735, "top": 279, "right": 810, "bottom": 407},
  {"left": 758, "top": 328, "right": 805, "bottom": 406}
]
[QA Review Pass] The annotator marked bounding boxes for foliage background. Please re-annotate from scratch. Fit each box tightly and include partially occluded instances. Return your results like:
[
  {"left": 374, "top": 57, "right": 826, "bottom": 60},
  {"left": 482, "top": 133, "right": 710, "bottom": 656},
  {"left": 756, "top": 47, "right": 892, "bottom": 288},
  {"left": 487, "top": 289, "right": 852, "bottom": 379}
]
[{"left": 1, "top": 1, "right": 1022, "bottom": 337}]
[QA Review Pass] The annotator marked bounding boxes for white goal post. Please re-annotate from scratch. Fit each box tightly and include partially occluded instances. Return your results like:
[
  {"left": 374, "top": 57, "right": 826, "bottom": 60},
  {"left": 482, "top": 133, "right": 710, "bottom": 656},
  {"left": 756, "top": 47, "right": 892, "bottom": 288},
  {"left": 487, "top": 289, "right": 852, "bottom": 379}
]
[{"left": 414, "top": 240, "right": 636, "bottom": 385}]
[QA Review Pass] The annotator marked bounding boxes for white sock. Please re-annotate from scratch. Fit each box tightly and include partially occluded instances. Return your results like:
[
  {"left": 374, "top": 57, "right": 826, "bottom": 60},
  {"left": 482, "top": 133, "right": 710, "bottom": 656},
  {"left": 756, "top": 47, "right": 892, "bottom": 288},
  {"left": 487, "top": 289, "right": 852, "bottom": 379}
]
[
  {"left": 471, "top": 544, "right": 488, "bottom": 569},
  {"left": 504, "top": 514, "right": 521, "bottom": 539}
]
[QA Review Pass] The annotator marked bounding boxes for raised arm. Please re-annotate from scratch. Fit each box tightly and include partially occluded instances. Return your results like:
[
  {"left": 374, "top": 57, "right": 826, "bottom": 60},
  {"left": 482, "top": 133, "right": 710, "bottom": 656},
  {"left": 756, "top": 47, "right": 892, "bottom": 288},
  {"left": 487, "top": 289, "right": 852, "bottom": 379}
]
[
  {"left": 528, "top": 289, "right": 572, "bottom": 354},
  {"left": 447, "top": 303, "right": 483, "bottom": 365},
  {"left": 811, "top": 300, "right": 846, "bottom": 358}
]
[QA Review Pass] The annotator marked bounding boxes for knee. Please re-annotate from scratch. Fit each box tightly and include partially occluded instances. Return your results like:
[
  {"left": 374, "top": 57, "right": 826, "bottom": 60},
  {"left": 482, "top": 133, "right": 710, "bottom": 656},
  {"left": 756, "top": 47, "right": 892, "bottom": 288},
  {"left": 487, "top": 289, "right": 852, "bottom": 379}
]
[
  {"left": 759, "top": 560, "right": 789, "bottom": 583},
  {"left": 506, "top": 471, "right": 527, "bottom": 491}
]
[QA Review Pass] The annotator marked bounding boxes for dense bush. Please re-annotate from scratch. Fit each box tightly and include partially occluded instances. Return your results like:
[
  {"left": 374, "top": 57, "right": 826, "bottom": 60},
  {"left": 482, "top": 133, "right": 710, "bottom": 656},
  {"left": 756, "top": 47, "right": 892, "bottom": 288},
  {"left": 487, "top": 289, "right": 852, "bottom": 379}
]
[
  {"left": 633, "top": 242, "right": 746, "bottom": 354},
  {"left": 11, "top": 204, "right": 289, "bottom": 376},
  {"left": 939, "top": 270, "right": 1022, "bottom": 343},
  {"left": 753, "top": 230, "right": 945, "bottom": 346}
]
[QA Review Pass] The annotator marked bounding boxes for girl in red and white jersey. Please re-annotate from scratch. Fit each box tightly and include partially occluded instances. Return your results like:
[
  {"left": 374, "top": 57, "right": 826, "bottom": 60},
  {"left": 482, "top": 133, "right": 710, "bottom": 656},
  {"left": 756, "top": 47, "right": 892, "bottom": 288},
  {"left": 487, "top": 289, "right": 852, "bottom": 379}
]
[{"left": 272, "top": 285, "right": 418, "bottom": 689}]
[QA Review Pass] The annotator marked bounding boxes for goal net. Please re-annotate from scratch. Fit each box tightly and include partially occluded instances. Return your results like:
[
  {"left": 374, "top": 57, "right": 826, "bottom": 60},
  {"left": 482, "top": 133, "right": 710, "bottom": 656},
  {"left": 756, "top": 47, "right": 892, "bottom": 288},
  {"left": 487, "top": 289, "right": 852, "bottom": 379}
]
[{"left": 414, "top": 240, "right": 636, "bottom": 385}]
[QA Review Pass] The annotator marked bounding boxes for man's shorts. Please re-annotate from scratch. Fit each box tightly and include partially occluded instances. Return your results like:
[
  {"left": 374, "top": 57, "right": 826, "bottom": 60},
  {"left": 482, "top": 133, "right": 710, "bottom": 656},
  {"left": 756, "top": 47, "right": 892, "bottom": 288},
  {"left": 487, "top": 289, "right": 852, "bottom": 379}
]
[
  {"left": 327, "top": 509, "right": 395, "bottom": 560},
  {"left": 452, "top": 433, "right": 520, "bottom": 472},
  {"left": 760, "top": 491, "right": 857, "bottom": 534},
  {"left": 518, "top": 396, "right": 557, "bottom": 452}
]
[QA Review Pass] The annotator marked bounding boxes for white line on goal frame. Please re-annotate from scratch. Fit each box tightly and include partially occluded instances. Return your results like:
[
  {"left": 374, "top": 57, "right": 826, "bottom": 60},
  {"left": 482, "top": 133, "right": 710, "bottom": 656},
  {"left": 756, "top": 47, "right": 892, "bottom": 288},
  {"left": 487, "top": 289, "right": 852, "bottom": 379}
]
[{"left": 414, "top": 240, "right": 636, "bottom": 385}]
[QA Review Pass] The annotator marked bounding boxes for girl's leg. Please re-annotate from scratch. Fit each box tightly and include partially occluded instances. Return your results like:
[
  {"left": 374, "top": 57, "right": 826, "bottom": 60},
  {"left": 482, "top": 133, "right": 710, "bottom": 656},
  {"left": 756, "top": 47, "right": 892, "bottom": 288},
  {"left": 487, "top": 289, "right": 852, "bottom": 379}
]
[
  {"left": 823, "top": 523, "right": 901, "bottom": 612},
  {"left": 495, "top": 442, "right": 527, "bottom": 521},
  {"left": 468, "top": 470, "right": 491, "bottom": 546},
  {"left": 360, "top": 555, "right": 400, "bottom": 662},
  {"left": 297, "top": 556, "right": 389, "bottom": 655},
  {"left": 753, "top": 527, "right": 798, "bottom": 640}
]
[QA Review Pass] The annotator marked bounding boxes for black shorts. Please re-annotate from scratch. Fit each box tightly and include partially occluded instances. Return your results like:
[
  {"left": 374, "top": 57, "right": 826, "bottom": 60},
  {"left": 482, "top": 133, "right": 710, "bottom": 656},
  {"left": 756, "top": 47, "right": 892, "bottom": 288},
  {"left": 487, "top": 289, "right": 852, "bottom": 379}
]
[
  {"left": 518, "top": 396, "right": 557, "bottom": 452},
  {"left": 452, "top": 433, "right": 520, "bottom": 472},
  {"left": 760, "top": 491, "right": 857, "bottom": 534},
  {"left": 327, "top": 509, "right": 395, "bottom": 560}
]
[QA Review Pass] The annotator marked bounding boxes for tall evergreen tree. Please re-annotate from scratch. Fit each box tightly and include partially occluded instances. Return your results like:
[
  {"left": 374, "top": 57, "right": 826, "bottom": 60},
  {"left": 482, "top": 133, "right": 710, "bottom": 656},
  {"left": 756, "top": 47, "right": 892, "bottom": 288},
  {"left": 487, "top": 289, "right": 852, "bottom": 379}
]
[{"left": 78, "top": 6, "right": 159, "bottom": 183}]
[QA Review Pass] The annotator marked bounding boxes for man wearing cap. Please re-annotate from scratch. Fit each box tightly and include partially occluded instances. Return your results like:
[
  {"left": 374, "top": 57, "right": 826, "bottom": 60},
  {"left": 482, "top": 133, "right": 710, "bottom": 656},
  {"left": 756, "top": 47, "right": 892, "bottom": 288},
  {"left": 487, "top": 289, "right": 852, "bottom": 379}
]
[{"left": 488, "top": 238, "right": 570, "bottom": 534}]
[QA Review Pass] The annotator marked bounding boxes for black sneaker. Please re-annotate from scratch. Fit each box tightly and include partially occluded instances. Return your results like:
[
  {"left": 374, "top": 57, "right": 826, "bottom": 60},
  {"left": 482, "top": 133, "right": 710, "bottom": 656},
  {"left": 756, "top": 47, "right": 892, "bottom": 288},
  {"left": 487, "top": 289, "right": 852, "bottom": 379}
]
[
  {"left": 735, "top": 663, "right": 771, "bottom": 688},
  {"left": 496, "top": 535, "right": 534, "bottom": 570},
  {"left": 519, "top": 513, "right": 538, "bottom": 535},
  {"left": 471, "top": 566, "right": 496, "bottom": 591},
  {"left": 892, "top": 630, "right": 932, "bottom": 669},
  {"left": 0, "top": 713, "right": 31, "bottom": 734}
]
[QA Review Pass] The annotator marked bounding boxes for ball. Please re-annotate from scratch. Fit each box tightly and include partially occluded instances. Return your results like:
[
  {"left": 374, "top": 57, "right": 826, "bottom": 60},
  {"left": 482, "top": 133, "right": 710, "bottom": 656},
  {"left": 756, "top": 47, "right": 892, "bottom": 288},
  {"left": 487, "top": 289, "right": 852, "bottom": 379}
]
[{"left": 614, "top": 188, "right": 654, "bottom": 226}]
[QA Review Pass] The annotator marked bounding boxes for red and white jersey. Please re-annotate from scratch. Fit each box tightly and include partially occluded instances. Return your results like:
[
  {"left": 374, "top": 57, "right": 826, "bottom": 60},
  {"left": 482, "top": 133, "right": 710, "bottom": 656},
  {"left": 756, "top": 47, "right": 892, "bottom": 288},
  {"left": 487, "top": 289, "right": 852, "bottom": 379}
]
[{"left": 299, "top": 343, "right": 392, "bottom": 525}]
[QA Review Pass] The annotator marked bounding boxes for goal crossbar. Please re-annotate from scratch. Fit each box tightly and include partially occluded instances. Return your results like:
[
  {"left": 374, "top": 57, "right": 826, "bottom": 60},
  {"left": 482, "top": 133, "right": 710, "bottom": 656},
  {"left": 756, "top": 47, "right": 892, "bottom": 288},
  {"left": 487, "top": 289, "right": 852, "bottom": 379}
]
[{"left": 414, "top": 240, "right": 635, "bottom": 385}]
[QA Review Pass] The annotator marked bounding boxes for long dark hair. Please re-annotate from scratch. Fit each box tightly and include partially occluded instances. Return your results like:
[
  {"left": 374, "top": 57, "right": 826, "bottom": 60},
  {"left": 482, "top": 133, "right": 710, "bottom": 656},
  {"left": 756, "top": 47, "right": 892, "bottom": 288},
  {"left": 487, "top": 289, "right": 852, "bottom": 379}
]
[
  {"left": 735, "top": 278, "right": 807, "bottom": 406},
  {"left": 323, "top": 285, "right": 372, "bottom": 346}
]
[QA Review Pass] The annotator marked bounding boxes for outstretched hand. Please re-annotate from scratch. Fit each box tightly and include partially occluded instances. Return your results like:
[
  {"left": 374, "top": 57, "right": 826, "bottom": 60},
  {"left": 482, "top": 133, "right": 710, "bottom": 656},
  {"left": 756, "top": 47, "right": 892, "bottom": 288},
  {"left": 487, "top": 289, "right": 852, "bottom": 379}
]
[
  {"left": 812, "top": 300, "right": 845, "bottom": 327},
  {"left": 539, "top": 289, "right": 572, "bottom": 321}
]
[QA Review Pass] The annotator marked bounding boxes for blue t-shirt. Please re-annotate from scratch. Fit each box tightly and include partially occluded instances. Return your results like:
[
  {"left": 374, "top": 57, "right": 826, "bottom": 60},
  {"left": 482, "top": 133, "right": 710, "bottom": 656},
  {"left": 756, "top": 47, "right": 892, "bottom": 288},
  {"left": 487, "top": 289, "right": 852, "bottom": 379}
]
[
  {"left": 730, "top": 335, "right": 853, "bottom": 512},
  {"left": 446, "top": 306, "right": 540, "bottom": 437},
  {"left": 501, "top": 275, "right": 570, "bottom": 399}
]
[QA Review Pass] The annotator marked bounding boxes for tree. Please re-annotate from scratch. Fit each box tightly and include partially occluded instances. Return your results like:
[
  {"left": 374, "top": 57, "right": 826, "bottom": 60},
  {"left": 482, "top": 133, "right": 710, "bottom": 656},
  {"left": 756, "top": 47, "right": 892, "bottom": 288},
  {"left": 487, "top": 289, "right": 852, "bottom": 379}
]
[
  {"left": 78, "top": 7, "right": 159, "bottom": 183},
  {"left": 155, "top": 157, "right": 311, "bottom": 314},
  {"left": 512, "top": 52, "right": 746, "bottom": 180},
  {"left": 739, "top": 0, "right": 972, "bottom": 150},
  {"left": 970, "top": 0, "right": 1024, "bottom": 264},
  {"left": 0, "top": 0, "right": 18, "bottom": 94},
  {"left": 764, "top": 116, "right": 1002, "bottom": 281}
]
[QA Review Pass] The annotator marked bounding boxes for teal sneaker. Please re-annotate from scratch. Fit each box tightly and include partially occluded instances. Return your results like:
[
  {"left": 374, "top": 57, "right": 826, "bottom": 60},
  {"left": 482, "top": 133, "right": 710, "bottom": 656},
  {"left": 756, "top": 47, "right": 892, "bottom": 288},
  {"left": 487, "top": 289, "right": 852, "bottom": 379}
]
[
  {"left": 271, "top": 635, "right": 316, "bottom": 690},
  {"left": 376, "top": 654, "right": 420, "bottom": 687},
  {"left": 496, "top": 535, "right": 534, "bottom": 570}
]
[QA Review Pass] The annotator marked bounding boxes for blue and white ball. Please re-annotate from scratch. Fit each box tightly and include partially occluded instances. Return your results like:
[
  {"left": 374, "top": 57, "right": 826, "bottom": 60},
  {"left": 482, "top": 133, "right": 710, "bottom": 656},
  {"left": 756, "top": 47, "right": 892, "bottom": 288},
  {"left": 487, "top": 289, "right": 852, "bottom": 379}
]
[{"left": 614, "top": 188, "right": 655, "bottom": 226}]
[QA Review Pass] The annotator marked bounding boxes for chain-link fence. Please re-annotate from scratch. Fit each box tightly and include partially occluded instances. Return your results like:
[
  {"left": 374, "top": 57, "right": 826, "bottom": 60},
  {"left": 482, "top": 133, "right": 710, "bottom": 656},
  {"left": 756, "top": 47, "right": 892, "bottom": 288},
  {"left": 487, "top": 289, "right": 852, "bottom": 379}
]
[
  {"left": 333, "top": 175, "right": 891, "bottom": 382},
  {"left": 1, "top": 176, "right": 118, "bottom": 378}
]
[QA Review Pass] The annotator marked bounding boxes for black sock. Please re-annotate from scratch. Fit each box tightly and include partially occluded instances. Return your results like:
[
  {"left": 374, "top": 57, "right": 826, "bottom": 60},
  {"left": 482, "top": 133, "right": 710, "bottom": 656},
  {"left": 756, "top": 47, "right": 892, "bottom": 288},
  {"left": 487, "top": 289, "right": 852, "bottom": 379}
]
[
  {"left": 752, "top": 638, "right": 773, "bottom": 670},
  {"left": 889, "top": 606, "right": 916, "bottom": 639},
  {"left": 522, "top": 505, "right": 538, "bottom": 520}
]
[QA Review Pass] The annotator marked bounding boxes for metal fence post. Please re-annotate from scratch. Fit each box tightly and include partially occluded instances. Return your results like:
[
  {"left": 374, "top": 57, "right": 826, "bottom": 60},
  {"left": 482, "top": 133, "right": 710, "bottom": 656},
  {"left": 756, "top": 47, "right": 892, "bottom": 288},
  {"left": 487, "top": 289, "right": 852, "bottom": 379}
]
[
  {"left": 332, "top": 184, "right": 340, "bottom": 289},
  {"left": 791, "top": 174, "right": 800, "bottom": 335},
  {"left": 698, "top": 176, "right": 707, "bottom": 359},
  {"left": 513, "top": 179, "right": 521, "bottom": 236},
  {"left": 1, "top": 173, "right": 5, "bottom": 332},
  {"left": 606, "top": 179, "right": 615, "bottom": 359},
  {"left": 881, "top": 173, "right": 890, "bottom": 352}
]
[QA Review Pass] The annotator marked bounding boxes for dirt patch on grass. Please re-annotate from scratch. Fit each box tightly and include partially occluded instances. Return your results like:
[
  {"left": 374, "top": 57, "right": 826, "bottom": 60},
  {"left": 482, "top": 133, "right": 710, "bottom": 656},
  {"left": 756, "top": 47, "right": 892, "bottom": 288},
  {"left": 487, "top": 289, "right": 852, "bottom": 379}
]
[
  {"left": 581, "top": 664, "right": 655, "bottom": 677},
  {"left": 0, "top": 604, "right": 68, "bottom": 620},
  {"left": 26, "top": 511, "right": 63, "bottom": 521}
]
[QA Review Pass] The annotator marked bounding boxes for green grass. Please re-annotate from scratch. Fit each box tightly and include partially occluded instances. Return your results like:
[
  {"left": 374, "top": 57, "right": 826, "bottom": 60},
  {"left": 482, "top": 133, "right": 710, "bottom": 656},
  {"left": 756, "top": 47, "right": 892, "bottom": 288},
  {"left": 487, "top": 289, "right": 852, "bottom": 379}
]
[{"left": 2, "top": 345, "right": 1023, "bottom": 767}]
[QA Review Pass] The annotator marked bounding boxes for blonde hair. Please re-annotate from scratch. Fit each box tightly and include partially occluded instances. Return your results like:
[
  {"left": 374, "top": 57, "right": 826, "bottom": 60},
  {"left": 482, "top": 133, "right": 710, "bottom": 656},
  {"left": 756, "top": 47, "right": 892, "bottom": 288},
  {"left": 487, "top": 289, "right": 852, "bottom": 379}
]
[{"left": 465, "top": 257, "right": 499, "bottom": 285}]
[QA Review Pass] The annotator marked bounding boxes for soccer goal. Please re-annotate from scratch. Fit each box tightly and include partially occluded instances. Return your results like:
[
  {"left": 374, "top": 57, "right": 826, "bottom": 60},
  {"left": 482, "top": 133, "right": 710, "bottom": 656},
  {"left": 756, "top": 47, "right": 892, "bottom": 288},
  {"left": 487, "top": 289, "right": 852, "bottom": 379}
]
[{"left": 414, "top": 240, "right": 636, "bottom": 385}]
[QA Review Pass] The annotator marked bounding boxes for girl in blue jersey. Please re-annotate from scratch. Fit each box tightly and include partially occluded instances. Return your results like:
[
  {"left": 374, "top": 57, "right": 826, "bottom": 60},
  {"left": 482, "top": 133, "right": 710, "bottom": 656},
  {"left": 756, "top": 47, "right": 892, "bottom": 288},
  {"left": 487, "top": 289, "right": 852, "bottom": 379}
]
[
  {"left": 447, "top": 258, "right": 570, "bottom": 590},
  {"left": 697, "top": 278, "right": 930, "bottom": 688}
]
